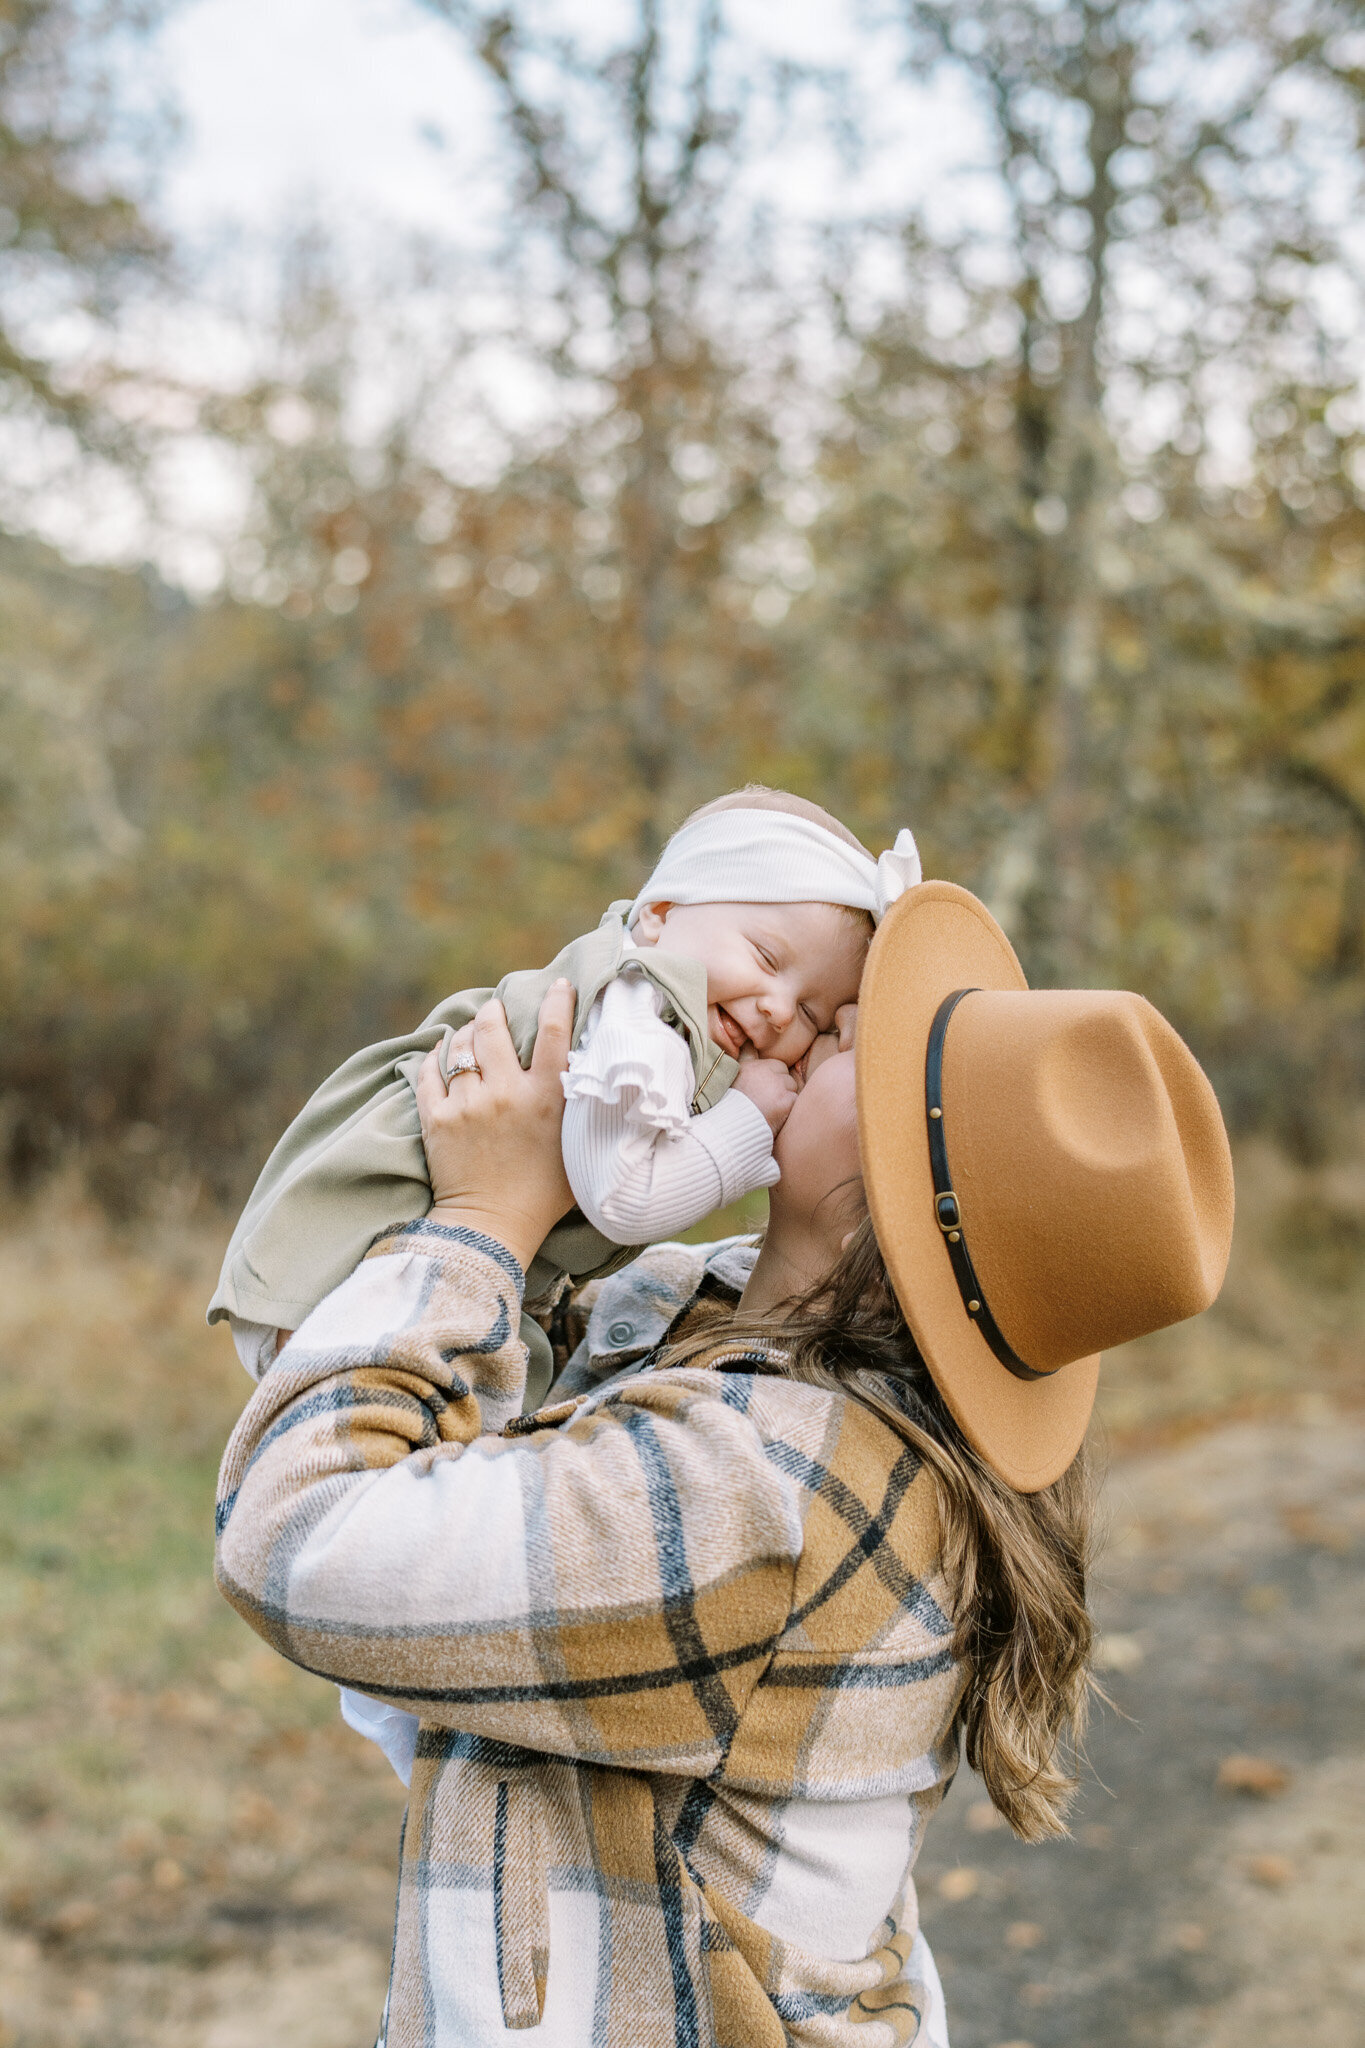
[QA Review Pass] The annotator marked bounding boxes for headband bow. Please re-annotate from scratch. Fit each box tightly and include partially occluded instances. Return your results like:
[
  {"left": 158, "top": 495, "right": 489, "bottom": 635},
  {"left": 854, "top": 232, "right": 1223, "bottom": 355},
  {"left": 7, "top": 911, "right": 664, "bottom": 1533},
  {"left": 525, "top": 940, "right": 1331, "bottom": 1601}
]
[{"left": 628, "top": 811, "right": 922, "bottom": 926}]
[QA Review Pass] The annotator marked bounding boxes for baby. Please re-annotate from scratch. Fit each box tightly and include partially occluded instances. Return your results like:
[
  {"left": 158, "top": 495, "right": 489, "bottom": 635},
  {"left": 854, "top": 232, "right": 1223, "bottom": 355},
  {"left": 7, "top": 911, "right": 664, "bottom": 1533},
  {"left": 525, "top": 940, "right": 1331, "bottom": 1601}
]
[
  {"left": 208, "top": 786, "right": 920, "bottom": 1403},
  {"left": 209, "top": 785, "right": 919, "bottom": 1784}
]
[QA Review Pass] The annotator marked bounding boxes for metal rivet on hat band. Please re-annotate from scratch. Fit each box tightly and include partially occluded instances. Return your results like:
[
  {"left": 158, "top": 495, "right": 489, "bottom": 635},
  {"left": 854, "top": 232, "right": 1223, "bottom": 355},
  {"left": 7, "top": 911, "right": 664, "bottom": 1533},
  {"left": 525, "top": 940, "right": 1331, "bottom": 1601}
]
[{"left": 925, "top": 989, "right": 1049, "bottom": 1384}]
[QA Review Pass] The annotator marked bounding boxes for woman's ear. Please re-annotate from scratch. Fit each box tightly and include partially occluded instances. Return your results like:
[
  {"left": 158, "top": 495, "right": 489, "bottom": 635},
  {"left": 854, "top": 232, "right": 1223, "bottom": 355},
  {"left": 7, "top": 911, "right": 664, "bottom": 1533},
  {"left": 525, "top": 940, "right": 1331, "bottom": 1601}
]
[{"left": 633, "top": 901, "right": 672, "bottom": 945}]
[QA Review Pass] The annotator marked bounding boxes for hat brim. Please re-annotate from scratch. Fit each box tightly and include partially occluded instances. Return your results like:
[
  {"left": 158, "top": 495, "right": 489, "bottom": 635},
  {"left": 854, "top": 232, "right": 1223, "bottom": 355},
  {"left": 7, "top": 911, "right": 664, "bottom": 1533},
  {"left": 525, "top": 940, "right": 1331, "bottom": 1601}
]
[{"left": 857, "top": 882, "right": 1099, "bottom": 1493}]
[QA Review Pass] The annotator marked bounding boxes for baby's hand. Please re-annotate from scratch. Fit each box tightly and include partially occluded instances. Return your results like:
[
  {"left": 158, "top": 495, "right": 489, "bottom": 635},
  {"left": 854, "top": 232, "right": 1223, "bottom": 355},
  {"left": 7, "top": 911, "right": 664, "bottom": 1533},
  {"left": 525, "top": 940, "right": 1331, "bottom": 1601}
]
[{"left": 732, "top": 1056, "right": 800, "bottom": 1135}]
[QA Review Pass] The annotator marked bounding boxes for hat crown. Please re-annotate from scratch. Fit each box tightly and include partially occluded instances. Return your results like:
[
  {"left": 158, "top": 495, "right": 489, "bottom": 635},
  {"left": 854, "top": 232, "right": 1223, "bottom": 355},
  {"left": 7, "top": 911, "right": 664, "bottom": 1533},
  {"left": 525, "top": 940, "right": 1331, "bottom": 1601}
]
[
  {"left": 856, "top": 879, "right": 1236, "bottom": 1491},
  {"left": 943, "top": 989, "right": 1235, "bottom": 1373}
]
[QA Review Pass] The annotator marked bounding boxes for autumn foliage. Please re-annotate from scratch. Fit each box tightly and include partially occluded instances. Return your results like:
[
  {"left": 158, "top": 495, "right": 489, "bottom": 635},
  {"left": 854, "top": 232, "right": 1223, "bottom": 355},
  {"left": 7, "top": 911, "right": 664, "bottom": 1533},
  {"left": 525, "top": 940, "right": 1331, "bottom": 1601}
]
[{"left": 3, "top": 0, "right": 1364, "bottom": 1207}]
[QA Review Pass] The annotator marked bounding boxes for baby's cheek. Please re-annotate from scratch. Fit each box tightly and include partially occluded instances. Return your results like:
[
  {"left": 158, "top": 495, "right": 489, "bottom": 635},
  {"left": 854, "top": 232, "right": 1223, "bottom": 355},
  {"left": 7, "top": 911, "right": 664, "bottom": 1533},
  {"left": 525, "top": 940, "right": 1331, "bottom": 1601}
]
[{"left": 786, "top": 1016, "right": 819, "bottom": 1063}]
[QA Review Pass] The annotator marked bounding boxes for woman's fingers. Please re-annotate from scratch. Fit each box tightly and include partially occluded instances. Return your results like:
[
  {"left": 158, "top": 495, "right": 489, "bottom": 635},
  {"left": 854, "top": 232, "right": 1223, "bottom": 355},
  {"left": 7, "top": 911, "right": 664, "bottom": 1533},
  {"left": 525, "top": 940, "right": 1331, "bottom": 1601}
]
[
  {"left": 421, "top": 989, "right": 561, "bottom": 1120},
  {"left": 419, "top": 1048, "right": 446, "bottom": 1114},
  {"left": 417, "top": 993, "right": 575, "bottom": 1271},
  {"left": 470, "top": 998, "right": 521, "bottom": 1086},
  {"left": 529, "top": 979, "right": 575, "bottom": 1081},
  {"left": 441, "top": 1018, "right": 477, "bottom": 1079},
  {"left": 416, "top": 1043, "right": 451, "bottom": 1121}
]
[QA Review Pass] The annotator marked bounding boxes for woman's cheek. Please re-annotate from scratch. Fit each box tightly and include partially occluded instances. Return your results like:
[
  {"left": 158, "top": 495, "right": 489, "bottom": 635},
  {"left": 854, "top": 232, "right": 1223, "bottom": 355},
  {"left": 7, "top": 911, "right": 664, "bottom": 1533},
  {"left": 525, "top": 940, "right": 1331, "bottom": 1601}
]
[
  {"left": 800, "top": 1026, "right": 841, "bottom": 1084},
  {"left": 774, "top": 1052, "right": 859, "bottom": 1195}
]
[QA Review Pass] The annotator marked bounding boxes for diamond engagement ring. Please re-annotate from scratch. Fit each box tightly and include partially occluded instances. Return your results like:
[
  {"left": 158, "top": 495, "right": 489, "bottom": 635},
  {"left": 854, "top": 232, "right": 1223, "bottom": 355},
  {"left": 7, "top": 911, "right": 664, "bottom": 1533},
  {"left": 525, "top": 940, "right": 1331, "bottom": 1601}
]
[{"left": 437, "top": 1024, "right": 483, "bottom": 1085}]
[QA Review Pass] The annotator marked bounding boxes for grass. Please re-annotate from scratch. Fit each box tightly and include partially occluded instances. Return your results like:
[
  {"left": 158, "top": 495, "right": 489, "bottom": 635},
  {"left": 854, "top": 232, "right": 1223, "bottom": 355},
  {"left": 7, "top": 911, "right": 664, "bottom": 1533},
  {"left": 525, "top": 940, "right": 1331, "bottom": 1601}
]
[
  {"left": 0, "top": 1195, "right": 405, "bottom": 2047},
  {"left": 0, "top": 1135, "right": 1360, "bottom": 2043}
]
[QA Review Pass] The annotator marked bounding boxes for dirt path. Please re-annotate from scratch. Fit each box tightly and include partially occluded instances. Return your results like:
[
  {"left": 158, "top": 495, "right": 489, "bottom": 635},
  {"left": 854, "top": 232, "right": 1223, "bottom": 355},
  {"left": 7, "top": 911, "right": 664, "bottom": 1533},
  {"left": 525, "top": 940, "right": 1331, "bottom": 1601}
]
[{"left": 918, "top": 1412, "right": 1365, "bottom": 2048}]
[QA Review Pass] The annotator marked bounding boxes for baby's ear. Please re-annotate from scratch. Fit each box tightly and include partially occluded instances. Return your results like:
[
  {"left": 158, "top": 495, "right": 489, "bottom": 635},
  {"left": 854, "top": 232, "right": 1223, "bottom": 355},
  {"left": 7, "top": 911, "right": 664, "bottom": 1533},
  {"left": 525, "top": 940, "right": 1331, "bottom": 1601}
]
[{"left": 633, "top": 901, "right": 671, "bottom": 944}]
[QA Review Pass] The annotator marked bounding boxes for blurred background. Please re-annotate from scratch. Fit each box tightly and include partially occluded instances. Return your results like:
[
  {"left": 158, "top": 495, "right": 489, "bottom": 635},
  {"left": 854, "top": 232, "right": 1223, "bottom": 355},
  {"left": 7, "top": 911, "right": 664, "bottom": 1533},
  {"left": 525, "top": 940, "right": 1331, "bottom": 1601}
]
[{"left": 0, "top": 2, "right": 1361, "bottom": 2044}]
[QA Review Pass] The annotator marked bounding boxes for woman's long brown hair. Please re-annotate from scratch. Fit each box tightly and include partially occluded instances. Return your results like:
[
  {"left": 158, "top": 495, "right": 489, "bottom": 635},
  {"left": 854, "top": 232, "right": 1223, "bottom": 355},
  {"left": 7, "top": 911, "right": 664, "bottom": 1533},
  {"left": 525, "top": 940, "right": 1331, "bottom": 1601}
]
[{"left": 664, "top": 1219, "right": 1097, "bottom": 1841}]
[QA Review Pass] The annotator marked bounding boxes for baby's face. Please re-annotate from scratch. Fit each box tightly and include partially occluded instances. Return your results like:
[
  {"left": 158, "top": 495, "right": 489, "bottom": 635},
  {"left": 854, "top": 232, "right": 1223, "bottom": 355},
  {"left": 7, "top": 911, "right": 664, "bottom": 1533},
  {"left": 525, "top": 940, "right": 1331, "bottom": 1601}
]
[{"left": 632, "top": 899, "right": 868, "bottom": 1066}]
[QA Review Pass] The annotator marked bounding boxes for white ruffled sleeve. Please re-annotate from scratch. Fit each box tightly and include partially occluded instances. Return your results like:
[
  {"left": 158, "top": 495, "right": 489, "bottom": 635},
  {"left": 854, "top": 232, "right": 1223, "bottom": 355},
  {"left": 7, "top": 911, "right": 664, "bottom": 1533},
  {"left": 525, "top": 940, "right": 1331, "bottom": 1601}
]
[
  {"left": 562, "top": 968, "right": 694, "bottom": 1137},
  {"left": 561, "top": 969, "right": 778, "bottom": 1244}
]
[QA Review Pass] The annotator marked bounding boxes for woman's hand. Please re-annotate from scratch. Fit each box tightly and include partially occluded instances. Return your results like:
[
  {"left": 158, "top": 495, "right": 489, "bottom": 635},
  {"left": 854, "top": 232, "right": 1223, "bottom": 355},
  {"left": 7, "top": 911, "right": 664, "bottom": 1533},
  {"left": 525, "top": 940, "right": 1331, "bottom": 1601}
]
[{"left": 415, "top": 980, "right": 576, "bottom": 1273}]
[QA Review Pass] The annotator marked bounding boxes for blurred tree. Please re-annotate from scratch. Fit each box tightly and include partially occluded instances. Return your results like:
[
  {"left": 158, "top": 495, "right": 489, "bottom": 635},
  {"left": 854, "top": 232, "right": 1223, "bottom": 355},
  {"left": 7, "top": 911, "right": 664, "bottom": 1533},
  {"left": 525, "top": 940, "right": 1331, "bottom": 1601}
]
[
  {"left": 0, "top": 0, "right": 170, "bottom": 446},
  {"left": 418, "top": 0, "right": 794, "bottom": 859},
  {"left": 0, "top": 0, "right": 176, "bottom": 1170},
  {"left": 3, "top": 0, "right": 1365, "bottom": 1204},
  {"left": 184, "top": 215, "right": 781, "bottom": 973},
  {"left": 794, "top": 0, "right": 1365, "bottom": 1134}
]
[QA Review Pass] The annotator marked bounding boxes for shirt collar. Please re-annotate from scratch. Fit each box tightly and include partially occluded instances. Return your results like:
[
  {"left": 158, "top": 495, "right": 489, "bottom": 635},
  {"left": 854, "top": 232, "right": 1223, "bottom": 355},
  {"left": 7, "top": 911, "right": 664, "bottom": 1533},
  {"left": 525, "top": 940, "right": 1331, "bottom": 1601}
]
[{"left": 584, "top": 1234, "right": 759, "bottom": 1364}]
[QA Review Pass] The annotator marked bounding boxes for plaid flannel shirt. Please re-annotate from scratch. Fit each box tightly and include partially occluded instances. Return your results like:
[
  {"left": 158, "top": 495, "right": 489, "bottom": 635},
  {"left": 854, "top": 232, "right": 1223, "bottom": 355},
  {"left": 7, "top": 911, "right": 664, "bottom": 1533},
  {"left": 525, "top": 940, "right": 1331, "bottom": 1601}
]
[{"left": 215, "top": 1220, "right": 966, "bottom": 2048}]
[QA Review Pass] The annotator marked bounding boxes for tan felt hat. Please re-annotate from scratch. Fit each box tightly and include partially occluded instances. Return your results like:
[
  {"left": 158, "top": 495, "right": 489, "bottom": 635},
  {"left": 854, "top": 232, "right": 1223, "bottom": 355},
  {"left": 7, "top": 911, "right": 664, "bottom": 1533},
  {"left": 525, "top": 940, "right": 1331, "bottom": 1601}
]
[{"left": 857, "top": 882, "right": 1235, "bottom": 1492}]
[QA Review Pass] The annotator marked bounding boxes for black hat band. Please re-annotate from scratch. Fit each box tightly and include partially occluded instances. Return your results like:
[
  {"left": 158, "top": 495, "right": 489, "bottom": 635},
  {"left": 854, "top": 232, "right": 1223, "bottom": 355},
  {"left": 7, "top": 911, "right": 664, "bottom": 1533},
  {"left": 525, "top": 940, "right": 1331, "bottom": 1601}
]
[{"left": 925, "top": 989, "right": 1048, "bottom": 1384}]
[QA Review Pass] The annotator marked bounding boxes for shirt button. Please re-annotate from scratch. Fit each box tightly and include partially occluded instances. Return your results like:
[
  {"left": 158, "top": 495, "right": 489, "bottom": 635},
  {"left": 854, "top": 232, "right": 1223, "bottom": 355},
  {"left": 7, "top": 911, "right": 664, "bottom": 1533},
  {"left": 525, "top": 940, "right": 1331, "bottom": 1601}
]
[{"left": 607, "top": 1321, "right": 635, "bottom": 1346}]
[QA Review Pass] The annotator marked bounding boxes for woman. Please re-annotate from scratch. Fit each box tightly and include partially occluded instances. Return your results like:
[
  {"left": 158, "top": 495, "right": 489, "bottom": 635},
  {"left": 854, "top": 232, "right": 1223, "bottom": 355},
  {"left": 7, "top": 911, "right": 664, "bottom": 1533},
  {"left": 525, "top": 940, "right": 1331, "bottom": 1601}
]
[{"left": 215, "top": 883, "right": 1234, "bottom": 2048}]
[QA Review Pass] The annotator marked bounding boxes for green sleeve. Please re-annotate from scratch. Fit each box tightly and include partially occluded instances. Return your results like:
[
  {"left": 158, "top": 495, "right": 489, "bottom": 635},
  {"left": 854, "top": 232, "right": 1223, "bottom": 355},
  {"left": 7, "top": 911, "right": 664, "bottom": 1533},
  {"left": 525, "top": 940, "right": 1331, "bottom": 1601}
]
[{"left": 206, "top": 989, "right": 491, "bottom": 1332}]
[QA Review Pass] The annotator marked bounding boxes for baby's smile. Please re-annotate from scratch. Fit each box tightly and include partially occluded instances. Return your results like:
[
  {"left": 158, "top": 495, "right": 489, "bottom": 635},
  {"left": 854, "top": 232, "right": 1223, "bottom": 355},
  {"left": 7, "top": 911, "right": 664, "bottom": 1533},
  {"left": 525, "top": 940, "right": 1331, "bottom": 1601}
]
[
  {"left": 712, "top": 1003, "right": 765, "bottom": 1064},
  {"left": 709, "top": 1004, "right": 751, "bottom": 1061}
]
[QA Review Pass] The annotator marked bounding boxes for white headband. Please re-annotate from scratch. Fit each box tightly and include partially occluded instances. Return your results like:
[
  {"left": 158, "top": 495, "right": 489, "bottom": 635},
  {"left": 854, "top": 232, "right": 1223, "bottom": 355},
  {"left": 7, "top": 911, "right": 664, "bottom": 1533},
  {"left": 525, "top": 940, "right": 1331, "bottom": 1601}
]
[{"left": 628, "top": 809, "right": 922, "bottom": 927}]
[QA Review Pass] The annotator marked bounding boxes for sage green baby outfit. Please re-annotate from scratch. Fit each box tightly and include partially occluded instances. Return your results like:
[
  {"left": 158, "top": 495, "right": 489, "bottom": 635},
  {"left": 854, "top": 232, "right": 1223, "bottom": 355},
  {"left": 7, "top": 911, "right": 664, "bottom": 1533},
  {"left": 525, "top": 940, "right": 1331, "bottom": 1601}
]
[{"left": 207, "top": 905, "right": 738, "bottom": 1407}]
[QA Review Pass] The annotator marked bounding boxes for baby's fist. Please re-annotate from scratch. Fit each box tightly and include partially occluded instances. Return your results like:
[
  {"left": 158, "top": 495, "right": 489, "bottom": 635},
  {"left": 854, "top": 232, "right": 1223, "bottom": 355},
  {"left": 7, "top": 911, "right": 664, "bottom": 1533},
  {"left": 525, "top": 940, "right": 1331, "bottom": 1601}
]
[{"left": 732, "top": 1057, "right": 800, "bottom": 1135}]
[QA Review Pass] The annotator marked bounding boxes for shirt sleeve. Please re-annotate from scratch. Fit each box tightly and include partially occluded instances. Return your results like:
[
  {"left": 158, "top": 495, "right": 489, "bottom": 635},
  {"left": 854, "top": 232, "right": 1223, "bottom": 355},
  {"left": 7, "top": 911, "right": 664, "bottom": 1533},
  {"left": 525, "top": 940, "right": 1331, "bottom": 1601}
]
[
  {"left": 562, "top": 970, "right": 779, "bottom": 1243},
  {"left": 214, "top": 1220, "right": 801, "bottom": 1775}
]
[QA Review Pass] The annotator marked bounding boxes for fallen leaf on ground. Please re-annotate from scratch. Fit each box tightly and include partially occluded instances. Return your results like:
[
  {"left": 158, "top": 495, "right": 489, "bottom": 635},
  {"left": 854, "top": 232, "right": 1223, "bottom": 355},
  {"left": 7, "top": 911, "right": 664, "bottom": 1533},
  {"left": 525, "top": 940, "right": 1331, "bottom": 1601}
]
[
  {"left": 1217, "top": 1754, "right": 1291, "bottom": 1797},
  {"left": 1174, "top": 1922, "right": 1207, "bottom": 1951},
  {"left": 938, "top": 1867, "right": 980, "bottom": 1901},
  {"left": 1278, "top": 1506, "right": 1351, "bottom": 1553},
  {"left": 1247, "top": 1853, "right": 1294, "bottom": 1887},
  {"left": 1006, "top": 1921, "right": 1043, "bottom": 1949},
  {"left": 117, "top": 1820, "right": 161, "bottom": 1860},
  {"left": 47, "top": 1900, "right": 98, "bottom": 1936},
  {"left": 966, "top": 1800, "right": 1006, "bottom": 1833},
  {"left": 1094, "top": 1632, "right": 1145, "bottom": 1672},
  {"left": 232, "top": 1791, "right": 281, "bottom": 1839}
]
